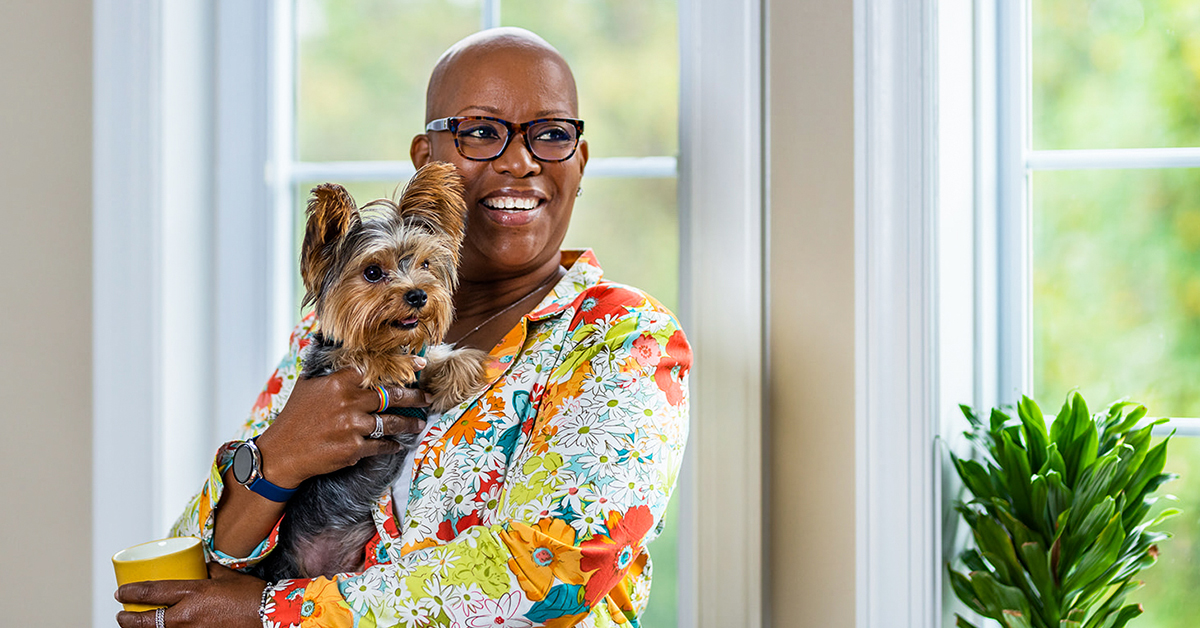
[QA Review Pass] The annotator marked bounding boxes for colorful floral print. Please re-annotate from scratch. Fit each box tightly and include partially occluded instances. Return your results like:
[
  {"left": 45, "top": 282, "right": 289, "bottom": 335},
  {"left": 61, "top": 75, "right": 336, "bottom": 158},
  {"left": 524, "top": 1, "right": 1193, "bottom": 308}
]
[{"left": 171, "top": 250, "right": 690, "bottom": 627}]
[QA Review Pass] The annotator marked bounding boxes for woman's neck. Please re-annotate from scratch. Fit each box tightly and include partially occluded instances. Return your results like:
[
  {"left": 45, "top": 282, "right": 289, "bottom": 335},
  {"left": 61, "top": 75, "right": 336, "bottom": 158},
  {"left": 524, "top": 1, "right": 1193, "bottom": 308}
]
[{"left": 448, "top": 254, "right": 565, "bottom": 349}]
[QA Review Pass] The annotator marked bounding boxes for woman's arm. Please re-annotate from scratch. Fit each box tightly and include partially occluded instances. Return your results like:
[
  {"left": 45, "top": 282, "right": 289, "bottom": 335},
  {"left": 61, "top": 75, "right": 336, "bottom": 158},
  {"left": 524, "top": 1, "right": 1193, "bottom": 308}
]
[{"left": 168, "top": 316, "right": 426, "bottom": 564}]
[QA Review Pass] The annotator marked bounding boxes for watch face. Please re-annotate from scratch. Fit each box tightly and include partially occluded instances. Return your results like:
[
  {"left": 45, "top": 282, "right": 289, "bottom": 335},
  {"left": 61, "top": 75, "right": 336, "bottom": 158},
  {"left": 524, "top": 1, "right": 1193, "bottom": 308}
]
[{"left": 232, "top": 443, "right": 254, "bottom": 484}]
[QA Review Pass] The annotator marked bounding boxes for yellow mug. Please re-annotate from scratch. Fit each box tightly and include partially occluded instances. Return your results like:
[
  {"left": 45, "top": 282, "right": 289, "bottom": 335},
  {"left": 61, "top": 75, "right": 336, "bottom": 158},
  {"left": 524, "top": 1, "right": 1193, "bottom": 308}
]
[{"left": 112, "top": 536, "right": 209, "bottom": 612}]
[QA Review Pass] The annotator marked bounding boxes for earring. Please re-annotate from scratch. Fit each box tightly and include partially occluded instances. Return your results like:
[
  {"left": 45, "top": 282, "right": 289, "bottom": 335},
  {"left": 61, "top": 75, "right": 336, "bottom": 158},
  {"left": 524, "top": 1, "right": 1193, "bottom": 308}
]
[{"left": 576, "top": 187, "right": 583, "bottom": 197}]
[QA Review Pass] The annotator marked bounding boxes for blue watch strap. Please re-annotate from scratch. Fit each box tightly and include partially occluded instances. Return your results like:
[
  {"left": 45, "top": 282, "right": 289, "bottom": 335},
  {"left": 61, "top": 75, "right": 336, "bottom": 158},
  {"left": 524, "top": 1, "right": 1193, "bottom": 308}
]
[
  {"left": 247, "top": 475, "right": 297, "bottom": 502},
  {"left": 244, "top": 437, "right": 297, "bottom": 502}
]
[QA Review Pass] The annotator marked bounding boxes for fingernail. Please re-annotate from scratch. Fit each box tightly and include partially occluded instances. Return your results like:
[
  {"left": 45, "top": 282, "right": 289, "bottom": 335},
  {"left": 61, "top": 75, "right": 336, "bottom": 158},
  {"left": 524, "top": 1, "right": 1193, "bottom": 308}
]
[
  {"left": 414, "top": 357, "right": 427, "bottom": 369},
  {"left": 423, "top": 392, "right": 434, "bottom": 404}
]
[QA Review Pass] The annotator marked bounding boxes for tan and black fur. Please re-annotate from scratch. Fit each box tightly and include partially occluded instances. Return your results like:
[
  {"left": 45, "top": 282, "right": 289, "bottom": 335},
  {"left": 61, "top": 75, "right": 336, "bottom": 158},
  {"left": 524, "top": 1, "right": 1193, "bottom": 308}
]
[{"left": 248, "top": 162, "right": 492, "bottom": 581}]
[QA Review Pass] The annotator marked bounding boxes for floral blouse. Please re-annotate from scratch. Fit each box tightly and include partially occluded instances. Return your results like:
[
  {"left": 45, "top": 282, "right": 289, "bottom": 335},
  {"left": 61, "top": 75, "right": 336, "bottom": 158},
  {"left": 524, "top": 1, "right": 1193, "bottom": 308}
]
[{"left": 171, "top": 250, "right": 691, "bottom": 627}]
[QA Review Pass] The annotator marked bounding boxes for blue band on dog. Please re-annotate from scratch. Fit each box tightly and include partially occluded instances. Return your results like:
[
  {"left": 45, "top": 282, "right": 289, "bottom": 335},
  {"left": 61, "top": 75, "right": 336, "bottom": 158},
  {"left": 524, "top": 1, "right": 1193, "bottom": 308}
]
[{"left": 391, "top": 406, "right": 429, "bottom": 421}]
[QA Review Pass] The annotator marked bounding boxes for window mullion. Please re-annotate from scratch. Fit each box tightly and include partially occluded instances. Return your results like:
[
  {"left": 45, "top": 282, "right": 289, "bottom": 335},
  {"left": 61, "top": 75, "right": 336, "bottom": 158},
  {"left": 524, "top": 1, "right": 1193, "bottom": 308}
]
[
  {"left": 288, "top": 156, "right": 678, "bottom": 184},
  {"left": 482, "top": 0, "right": 501, "bottom": 29},
  {"left": 996, "top": 0, "right": 1031, "bottom": 407},
  {"left": 1027, "top": 146, "right": 1200, "bottom": 171}
]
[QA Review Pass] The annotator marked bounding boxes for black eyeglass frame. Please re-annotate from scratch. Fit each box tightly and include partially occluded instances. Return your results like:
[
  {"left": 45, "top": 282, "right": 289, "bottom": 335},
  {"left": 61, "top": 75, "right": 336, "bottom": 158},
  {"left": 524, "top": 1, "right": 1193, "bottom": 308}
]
[{"left": 425, "top": 115, "right": 586, "bottom": 163}]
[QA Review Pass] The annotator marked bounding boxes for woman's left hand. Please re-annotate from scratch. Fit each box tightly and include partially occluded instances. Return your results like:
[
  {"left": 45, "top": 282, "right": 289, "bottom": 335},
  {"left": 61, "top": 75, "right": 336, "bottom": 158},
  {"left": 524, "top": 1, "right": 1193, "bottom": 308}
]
[{"left": 115, "top": 563, "right": 264, "bottom": 628}]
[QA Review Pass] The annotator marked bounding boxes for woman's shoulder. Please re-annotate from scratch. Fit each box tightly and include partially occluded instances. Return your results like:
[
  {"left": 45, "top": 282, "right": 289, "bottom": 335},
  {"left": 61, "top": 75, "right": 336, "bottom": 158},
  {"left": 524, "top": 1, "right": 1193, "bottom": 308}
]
[
  {"left": 554, "top": 249, "right": 683, "bottom": 331},
  {"left": 566, "top": 279, "right": 686, "bottom": 346},
  {"left": 573, "top": 279, "right": 672, "bottom": 312}
]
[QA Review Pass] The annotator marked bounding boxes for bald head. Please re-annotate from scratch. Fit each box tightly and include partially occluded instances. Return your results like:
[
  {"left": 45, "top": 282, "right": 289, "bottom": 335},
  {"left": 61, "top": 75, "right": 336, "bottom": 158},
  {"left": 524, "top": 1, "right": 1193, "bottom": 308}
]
[{"left": 425, "top": 27, "right": 578, "bottom": 122}]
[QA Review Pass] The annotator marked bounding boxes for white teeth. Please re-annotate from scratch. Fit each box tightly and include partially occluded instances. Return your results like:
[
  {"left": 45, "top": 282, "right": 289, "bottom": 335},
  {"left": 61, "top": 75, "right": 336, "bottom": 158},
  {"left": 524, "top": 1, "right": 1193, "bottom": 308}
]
[{"left": 483, "top": 196, "right": 539, "bottom": 210}]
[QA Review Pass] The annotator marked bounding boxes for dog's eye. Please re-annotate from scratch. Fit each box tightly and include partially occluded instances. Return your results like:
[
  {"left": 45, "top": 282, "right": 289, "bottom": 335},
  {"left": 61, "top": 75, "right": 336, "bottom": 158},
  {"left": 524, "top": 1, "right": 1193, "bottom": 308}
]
[
  {"left": 422, "top": 260, "right": 430, "bottom": 270},
  {"left": 363, "top": 265, "right": 384, "bottom": 283}
]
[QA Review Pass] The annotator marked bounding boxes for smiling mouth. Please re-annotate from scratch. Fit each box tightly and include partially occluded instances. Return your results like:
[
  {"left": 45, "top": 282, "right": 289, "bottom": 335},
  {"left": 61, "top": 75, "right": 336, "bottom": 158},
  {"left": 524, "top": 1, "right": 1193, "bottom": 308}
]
[
  {"left": 481, "top": 196, "right": 542, "bottom": 211},
  {"left": 389, "top": 317, "right": 420, "bottom": 330}
]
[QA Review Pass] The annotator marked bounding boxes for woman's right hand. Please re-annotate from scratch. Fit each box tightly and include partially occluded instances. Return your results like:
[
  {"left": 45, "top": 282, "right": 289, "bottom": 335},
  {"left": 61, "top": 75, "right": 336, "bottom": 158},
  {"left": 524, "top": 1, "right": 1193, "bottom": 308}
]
[{"left": 252, "top": 361, "right": 432, "bottom": 489}]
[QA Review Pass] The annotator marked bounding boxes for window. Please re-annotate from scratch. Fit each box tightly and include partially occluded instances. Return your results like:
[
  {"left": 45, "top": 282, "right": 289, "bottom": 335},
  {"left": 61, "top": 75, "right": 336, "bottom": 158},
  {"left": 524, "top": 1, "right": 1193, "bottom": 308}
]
[
  {"left": 93, "top": 1, "right": 764, "bottom": 625},
  {"left": 1002, "top": 0, "right": 1200, "bottom": 624}
]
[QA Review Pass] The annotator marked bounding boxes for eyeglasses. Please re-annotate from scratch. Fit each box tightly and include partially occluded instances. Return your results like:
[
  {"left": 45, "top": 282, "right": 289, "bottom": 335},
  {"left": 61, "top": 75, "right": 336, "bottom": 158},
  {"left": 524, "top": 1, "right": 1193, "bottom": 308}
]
[{"left": 425, "top": 116, "right": 585, "bottom": 163}]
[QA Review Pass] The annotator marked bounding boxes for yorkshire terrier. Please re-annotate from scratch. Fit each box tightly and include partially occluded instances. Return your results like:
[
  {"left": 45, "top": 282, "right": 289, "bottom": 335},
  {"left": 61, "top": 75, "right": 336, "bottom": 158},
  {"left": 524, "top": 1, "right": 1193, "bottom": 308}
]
[{"left": 248, "top": 162, "right": 492, "bottom": 581}]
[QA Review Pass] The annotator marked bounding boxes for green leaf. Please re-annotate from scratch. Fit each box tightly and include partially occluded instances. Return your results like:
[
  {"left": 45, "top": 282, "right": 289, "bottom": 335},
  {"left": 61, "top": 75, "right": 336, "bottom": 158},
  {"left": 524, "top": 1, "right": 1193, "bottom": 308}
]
[
  {"left": 1105, "top": 444, "right": 1138, "bottom": 500},
  {"left": 1070, "top": 420, "right": 1100, "bottom": 488},
  {"left": 955, "top": 454, "right": 997, "bottom": 502},
  {"left": 1063, "top": 497, "right": 1115, "bottom": 567},
  {"left": 998, "top": 430, "right": 1035, "bottom": 522},
  {"left": 994, "top": 498, "right": 1043, "bottom": 549},
  {"left": 992, "top": 407, "right": 1013, "bottom": 434},
  {"left": 1147, "top": 508, "right": 1181, "bottom": 529},
  {"left": 1002, "top": 609, "right": 1035, "bottom": 628},
  {"left": 1030, "top": 474, "right": 1051, "bottom": 538},
  {"left": 971, "top": 570, "right": 1031, "bottom": 619},
  {"left": 975, "top": 514, "right": 1023, "bottom": 584},
  {"left": 1068, "top": 455, "right": 1121, "bottom": 532},
  {"left": 1042, "top": 443, "right": 1067, "bottom": 478},
  {"left": 1020, "top": 541, "right": 1060, "bottom": 621},
  {"left": 961, "top": 404, "right": 982, "bottom": 429},
  {"left": 1054, "top": 393, "right": 1096, "bottom": 487},
  {"left": 1050, "top": 396, "right": 1072, "bottom": 444},
  {"left": 1063, "top": 608, "right": 1087, "bottom": 627},
  {"left": 1019, "top": 395, "right": 1050, "bottom": 473},
  {"left": 1080, "top": 577, "right": 1141, "bottom": 628},
  {"left": 1104, "top": 542, "right": 1160, "bottom": 587},
  {"left": 1112, "top": 425, "right": 1154, "bottom": 494},
  {"left": 1108, "top": 404, "right": 1147, "bottom": 437},
  {"left": 955, "top": 616, "right": 981, "bottom": 628},
  {"left": 1105, "top": 603, "right": 1143, "bottom": 628},
  {"left": 1069, "top": 392, "right": 1091, "bottom": 439},
  {"left": 1045, "top": 470, "right": 1074, "bottom": 527},
  {"left": 948, "top": 566, "right": 988, "bottom": 616},
  {"left": 1125, "top": 436, "right": 1171, "bottom": 503},
  {"left": 1063, "top": 512, "right": 1124, "bottom": 595},
  {"left": 960, "top": 548, "right": 988, "bottom": 573}
]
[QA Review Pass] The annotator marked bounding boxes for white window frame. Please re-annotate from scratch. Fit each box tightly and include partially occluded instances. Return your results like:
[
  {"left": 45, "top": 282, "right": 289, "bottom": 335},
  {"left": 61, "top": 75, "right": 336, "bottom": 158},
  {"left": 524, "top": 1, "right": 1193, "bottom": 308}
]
[
  {"left": 997, "top": 0, "right": 1200, "bottom": 438},
  {"left": 853, "top": 0, "right": 947, "bottom": 625},
  {"left": 925, "top": 2, "right": 1200, "bottom": 627},
  {"left": 92, "top": 1, "right": 766, "bottom": 626}
]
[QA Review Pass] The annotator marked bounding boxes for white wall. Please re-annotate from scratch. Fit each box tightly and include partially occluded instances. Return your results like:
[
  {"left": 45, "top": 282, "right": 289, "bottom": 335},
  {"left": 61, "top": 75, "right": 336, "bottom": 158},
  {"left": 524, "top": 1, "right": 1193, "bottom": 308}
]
[
  {"left": 766, "top": 1, "right": 858, "bottom": 625},
  {"left": 0, "top": 1, "right": 94, "bottom": 626}
]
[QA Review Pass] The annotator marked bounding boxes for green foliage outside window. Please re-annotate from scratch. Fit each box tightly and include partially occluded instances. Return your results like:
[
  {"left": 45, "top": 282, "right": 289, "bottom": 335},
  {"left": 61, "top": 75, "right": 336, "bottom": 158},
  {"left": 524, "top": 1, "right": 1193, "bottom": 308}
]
[{"left": 1032, "top": 1, "right": 1200, "bottom": 625}]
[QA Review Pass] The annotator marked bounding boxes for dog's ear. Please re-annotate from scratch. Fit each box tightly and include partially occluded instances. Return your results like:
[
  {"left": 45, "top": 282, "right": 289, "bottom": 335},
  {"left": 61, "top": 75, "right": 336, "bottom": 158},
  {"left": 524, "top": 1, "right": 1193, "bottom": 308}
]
[
  {"left": 397, "top": 162, "right": 467, "bottom": 248},
  {"left": 301, "top": 183, "right": 360, "bottom": 307}
]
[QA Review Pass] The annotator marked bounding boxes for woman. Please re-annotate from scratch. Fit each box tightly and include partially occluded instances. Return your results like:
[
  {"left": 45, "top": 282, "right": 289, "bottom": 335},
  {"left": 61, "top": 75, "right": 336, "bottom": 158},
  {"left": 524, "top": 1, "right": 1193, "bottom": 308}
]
[{"left": 117, "top": 27, "right": 690, "bottom": 627}]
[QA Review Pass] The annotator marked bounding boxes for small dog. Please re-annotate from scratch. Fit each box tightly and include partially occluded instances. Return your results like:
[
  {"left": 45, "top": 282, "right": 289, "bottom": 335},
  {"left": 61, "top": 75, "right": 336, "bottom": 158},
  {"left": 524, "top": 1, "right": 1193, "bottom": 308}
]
[{"left": 249, "top": 162, "right": 492, "bottom": 581}]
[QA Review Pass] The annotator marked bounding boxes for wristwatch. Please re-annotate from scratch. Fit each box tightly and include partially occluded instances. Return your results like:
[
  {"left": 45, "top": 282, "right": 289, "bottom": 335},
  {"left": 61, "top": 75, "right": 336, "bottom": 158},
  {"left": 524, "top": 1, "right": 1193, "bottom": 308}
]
[{"left": 231, "top": 437, "right": 297, "bottom": 502}]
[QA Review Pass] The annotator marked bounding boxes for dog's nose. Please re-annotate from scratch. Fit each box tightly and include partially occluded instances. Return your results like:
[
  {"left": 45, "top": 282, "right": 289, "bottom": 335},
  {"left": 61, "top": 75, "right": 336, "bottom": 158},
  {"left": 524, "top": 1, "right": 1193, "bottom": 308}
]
[{"left": 404, "top": 289, "right": 427, "bottom": 308}]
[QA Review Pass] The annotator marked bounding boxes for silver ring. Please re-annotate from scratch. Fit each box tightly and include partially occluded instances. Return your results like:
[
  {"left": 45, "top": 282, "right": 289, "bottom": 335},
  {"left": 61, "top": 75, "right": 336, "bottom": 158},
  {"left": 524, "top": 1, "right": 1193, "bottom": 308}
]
[
  {"left": 369, "top": 413, "right": 385, "bottom": 439},
  {"left": 155, "top": 607, "right": 166, "bottom": 628}
]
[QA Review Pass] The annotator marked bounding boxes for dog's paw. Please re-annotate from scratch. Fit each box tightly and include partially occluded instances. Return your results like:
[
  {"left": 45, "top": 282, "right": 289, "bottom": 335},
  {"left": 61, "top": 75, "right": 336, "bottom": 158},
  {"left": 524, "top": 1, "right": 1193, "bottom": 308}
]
[
  {"left": 358, "top": 352, "right": 421, "bottom": 389},
  {"left": 422, "top": 345, "right": 493, "bottom": 412}
]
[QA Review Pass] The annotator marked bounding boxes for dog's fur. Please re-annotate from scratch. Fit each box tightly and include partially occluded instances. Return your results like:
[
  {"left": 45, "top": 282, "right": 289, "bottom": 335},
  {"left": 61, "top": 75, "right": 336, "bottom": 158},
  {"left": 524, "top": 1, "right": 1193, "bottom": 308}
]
[{"left": 248, "top": 162, "right": 492, "bottom": 581}]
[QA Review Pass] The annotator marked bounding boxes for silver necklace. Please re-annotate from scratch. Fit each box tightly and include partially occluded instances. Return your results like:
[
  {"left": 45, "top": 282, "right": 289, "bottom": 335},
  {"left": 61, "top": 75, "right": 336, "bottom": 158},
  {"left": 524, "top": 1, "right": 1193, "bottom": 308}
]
[{"left": 448, "top": 270, "right": 562, "bottom": 346}]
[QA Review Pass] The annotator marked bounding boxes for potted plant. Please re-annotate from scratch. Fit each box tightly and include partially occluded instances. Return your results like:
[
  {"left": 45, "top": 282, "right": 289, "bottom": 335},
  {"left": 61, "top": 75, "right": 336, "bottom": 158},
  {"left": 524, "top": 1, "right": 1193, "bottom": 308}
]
[{"left": 948, "top": 392, "right": 1178, "bottom": 628}]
